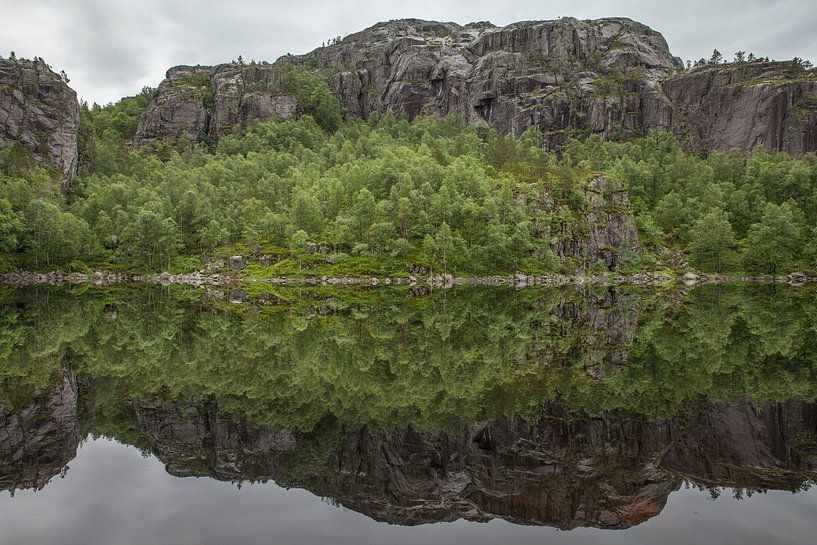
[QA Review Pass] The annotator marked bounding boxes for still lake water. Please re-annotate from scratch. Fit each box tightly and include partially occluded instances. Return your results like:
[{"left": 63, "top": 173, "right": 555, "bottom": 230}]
[{"left": 1, "top": 284, "right": 816, "bottom": 544}]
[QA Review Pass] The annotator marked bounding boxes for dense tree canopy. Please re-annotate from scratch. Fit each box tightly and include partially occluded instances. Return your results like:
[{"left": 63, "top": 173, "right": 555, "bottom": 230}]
[
  {"left": 567, "top": 134, "right": 817, "bottom": 274},
  {"left": 4, "top": 284, "right": 817, "bottom": 430},
  {"left": 2, "top": 89, "right": 817, "bottom": 275}
]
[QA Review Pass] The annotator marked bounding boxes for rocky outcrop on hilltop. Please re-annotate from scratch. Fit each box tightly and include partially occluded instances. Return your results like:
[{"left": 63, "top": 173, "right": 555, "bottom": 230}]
[
  {"left": 289, "top": 17, "right": 683, "bottom": 149},
  {"left": 134, "top": 17, "right": 817, "bottom": 156},
  {"left": 2, "top": 18, "right": 816, "bottom": 194},
  {"left": 133, "top": 65, "right": 212, "bottom": 146},
  {"left": 134, "top": 63, "right": 299, "bottom": 146},
  {"left": 0, "top": 57, "right": 80, "bottom": 187},
  {"left": 135, "top": 17, "right": 685, "bottom": 150}
]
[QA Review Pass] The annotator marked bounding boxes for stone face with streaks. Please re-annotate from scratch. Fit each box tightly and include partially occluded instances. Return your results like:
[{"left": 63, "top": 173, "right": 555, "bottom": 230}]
[
  {"left": 135, "top": 17, "right": 817, "bottom": 156},
  {"left": 0, "top": 57, "right": 79, "bottom": 187},
  {"left": 0, "top": 366, "right": 80, "bottom": 493}
]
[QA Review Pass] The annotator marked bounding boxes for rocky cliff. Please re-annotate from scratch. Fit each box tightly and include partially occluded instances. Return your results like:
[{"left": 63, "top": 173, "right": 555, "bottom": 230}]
[
  {"left": 134, "top": 17, "right": 817, "bottom": 156},
  {"left": 133, "top": 63, "right": 299, "bottom": 146},
  {"left": 659, "top": 61, "right": 817, "bottom": 155},
  {"left": 3, "top": 17, "right": 815, "bottom": 190},
  {"left": 0, "top": 57, "right": 80, "bottom": 187}
]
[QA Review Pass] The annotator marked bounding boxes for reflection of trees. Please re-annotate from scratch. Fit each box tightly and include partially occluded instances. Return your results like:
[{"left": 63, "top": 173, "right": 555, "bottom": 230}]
[
  {"left": 2, "top": 284, "right": 817, "bottom": 430},
  {"left": 3, "top": 284, "right": 817, "bottom": 526}
]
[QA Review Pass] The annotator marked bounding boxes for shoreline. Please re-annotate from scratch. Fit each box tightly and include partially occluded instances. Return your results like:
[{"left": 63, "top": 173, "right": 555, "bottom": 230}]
[{"left": 1, "top": 270, "right": 815, "bottom": 288}]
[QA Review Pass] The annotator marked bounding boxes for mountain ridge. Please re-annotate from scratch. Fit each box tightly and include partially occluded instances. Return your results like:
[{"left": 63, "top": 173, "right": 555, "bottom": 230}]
[{"left": 1, "top": 16, "right": 816, "bottom": 187}]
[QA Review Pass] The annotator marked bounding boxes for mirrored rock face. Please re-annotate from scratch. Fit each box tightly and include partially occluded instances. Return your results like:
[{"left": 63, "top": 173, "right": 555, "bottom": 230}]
[
  {"left": 123, "top": 397, "right": 817, "bottom": 529},
  {"left": 1, "top": 284, "right": 816, "bottom": 531},
  {"left": 0, "top": 364, "right": 79, "bottom": 494}
]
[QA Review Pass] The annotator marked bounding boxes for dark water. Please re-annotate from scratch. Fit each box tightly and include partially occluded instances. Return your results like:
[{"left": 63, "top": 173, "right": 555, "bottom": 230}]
[{"left": 1, "top": 284, "right": 816, "bottom": 544}]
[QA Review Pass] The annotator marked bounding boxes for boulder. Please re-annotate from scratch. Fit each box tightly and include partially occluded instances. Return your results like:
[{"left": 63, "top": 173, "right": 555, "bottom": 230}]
[{"left": 228, "top": 255, "right": 247, "bottom": 271}]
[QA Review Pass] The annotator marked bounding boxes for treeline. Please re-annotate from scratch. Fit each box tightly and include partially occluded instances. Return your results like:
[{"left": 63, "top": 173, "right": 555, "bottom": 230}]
[
  {"left": 566, "top": 134, "right": 817, "bottom": 273},
  {"left": 2, "top": 83, "right": 817, "bottom": 274},
  {"left": 2, "top": 112, "right": 578, "bottom": 274}
]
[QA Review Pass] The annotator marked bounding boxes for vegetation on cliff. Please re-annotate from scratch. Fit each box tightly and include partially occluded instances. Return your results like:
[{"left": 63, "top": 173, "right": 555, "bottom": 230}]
[
  {"left": 566, "top": 134, "right": 817, "bottom": 273},
  {"left": 1, "top": 64, "right": 817, "bottom": 276},
  {"left": 1, "top": 110, "right": 613, "bottom": 275}
]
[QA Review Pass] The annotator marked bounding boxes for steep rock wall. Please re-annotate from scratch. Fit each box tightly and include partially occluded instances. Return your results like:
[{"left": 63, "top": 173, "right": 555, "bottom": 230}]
[
  {"left": 0, "top": 57, "right": 80, "bottom": 187},
  {"left": 135, "top": 17, "right": 817, "bottom": 156}
]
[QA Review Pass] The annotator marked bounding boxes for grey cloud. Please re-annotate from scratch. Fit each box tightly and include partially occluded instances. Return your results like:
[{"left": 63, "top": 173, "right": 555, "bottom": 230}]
[{"left": 1, "top": 0, "right": 814, "bottom": 105}]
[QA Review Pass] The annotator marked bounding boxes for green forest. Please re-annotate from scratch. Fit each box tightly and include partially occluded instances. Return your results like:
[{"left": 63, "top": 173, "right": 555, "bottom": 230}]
[
  {"left": 2, "top": 68, "right": 817, "bottom": 276},
  {"left": 4, "top": 284, "right": 817, "bottom": 432}
]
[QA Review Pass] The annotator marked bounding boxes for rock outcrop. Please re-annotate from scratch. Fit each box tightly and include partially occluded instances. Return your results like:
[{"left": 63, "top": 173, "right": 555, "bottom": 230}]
[
  {"left": 2, "top": 18, "right": 816, "bottom": 194},
  {"left": 0, "top": 57, "right": 80, "bottom": 187},
  {"left": 289, "top": 17, "right": 683, "bottom": 152},
  {"left": 135, "top": 17, "right": 817, "bottom": 156},
  {"left": 659, "top": 61, "right": 817, "bottom": 156},
  {"left": 133, "top": 63, "right": 299, "bottom": 146},
  {"left": 508, "top": 173, "right": 642, "bottom": 269},
  {"left": 581, "top": 175, "right": 641, "bottom": 268},
  {"left": 133, "top": 65, "right": 212, "bottom": 147}
]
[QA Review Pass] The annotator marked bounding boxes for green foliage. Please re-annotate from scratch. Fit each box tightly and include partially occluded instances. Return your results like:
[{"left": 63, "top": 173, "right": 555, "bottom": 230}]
[
  {"left": 4, "top": 284, "right": 817, "bottom": 434},
  {"left": 688, "top": 208, "right": 736, "bottom": 272},
  {"left": 277, "top": 65, "right": 344, "bottom": 132},
  {"left": 0, "top": 157, "right": 93, "bottom": 267},
  {"left": 22, "top": 199, "right": 91, "bottom": 266},
  {"left": 79, "top": 87, "right": 155, "bottom": 176},
  {"left": 2, "top": 115, "right": 608, "bottom": 274},
  {"left": 124, "top": 209, "right": 183, "bottom": 269},
  {"left": 567, "top": 134, "right": 817, "bottom": 274},
  {"left": 4, "top": 106, "right": 817, "bottom": 275},
  {"left": 743, "top": 201, "right": 805, "bottom": 274},
  {"left": 0, "top": 198, "right": 22, "bottom": 252}
]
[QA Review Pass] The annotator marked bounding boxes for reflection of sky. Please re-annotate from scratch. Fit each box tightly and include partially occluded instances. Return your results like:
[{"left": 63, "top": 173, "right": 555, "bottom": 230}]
[{"left": 1, "top": 438, "right": 815, "bottom": 545}]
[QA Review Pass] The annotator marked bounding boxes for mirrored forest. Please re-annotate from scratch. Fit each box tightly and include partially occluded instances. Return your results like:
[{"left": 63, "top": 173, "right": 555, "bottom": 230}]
[{"left": 2, "top": 284, "right": 817, "bottom": 529}]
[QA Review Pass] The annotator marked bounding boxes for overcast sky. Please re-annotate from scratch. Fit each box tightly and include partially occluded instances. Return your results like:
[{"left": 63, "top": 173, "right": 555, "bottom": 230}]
[{"left": 2, "top": 0, "right": 815, "bottom": 105}]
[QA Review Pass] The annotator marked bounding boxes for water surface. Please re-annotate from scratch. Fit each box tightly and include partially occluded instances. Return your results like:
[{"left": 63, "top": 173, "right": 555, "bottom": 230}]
[{"left": 1, "top": 285, "right": 816, "bottom": 544}]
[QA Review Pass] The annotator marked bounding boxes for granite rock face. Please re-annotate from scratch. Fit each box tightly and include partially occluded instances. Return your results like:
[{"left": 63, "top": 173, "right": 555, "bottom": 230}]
[
  {"left": 135, "top": 17, "right": 817, "bottom": 156},
  {"left": 134, "top": 63, "right": 300, "bottom": 146},
  {"left": 659, "top": 61, "right": 817, "bottom": 155},
  {"left": 584, "top": 176, "right": 642, "bottom": 268},
  {"left": 3, "top": 18, "right": 815, "bottom": 198},
  {"left": 291, "top": 17, "right": 683, "bottom": 152},
  {"left": 133, "top": 65, "right": 211, "bottom": 146},
  {"left": 133, "top": 398, "right": 297, "bottom": 481},
  {"left": 0, "top": 57, "right": 80, "bottom": 187}
]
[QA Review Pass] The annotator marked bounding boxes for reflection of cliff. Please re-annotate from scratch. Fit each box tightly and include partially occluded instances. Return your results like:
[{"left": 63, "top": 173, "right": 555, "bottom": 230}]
[
  {"left": 132, "top": 397, "right": 817, "bottom": 530},
  {"left": 0, "top": 366, "right": 79, "bottom": 494},
  {"left": 661, "top": 401, "right": 817, "bottom": 488},
  {"left": 133, "top": 399, "right": 296, "bottom": 481},
  {"left": 3, "top": 284, "right": 817, "bottom": 529}
]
